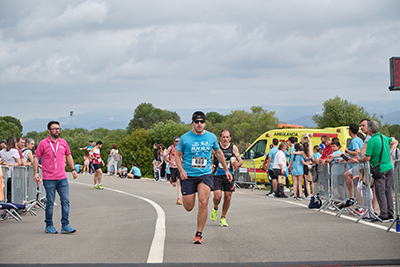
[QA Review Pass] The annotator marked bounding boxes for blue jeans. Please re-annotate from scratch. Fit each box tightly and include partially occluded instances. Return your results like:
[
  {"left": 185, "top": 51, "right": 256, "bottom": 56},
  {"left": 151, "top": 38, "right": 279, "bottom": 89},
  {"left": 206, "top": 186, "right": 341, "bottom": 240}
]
[{"left": 43, "top": 178, "right": 70, "bottom": 227}]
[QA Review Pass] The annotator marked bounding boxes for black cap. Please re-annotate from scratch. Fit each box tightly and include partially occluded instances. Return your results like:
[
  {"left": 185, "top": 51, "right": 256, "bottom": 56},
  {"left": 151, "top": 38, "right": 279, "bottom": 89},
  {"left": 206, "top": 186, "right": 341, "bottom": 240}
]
[
  {"left": 192, "top": 111, "right": 206, "bottom": 122},
  {"left": 0, "top": 140, "right": 6, "bottom": 144}
]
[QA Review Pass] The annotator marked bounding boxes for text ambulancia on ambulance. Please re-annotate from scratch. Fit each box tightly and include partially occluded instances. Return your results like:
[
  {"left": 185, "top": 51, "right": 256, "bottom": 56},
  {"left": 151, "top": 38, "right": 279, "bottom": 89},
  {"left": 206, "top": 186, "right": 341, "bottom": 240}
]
[{"left": 242, "top": 124, "right": 351, "bottom": 185}]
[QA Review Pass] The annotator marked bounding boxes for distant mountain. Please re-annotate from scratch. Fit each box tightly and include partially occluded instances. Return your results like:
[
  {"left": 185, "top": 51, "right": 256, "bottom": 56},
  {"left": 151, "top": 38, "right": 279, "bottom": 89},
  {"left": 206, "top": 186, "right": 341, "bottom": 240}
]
[
  {"left": 22, "top": 107, "right": 400, "bottom": 134},
  {"left": 380, "top": 110, "right": 400, "bottom": 125},
  {"left": 283, "top": 115, "right": 317, "bottom": 128}
]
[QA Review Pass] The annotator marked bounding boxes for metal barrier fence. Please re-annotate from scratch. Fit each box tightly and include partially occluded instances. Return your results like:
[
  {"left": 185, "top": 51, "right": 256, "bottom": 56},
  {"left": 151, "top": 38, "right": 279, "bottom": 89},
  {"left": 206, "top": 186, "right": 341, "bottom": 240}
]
[
  {"left": 387, "top": 160, "right": 400, "bottom": 232},
  {"left": 315, "top": 161, "right": 400, "bottom": 226},
  {"left": 1, "top": 166, "right": 45, "bottom": 206},
  {"left": 233, "top": 159, "right": 261, "bottom": 191}
]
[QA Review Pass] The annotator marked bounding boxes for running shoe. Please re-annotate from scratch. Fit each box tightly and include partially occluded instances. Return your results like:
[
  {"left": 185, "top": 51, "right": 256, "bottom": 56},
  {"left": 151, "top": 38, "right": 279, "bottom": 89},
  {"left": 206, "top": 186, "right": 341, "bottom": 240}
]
[
  {"left": 61, "top": 224, "right": 76, "bottom": 234},
  {"left": 210, "top": 209, "right": 218, "bottom": 221},
  {"left": 339, "top": 198, "right": 354, "bottom": 209},
  {"left": 94, "top": 185, "right": 98, "bottom": 189},
  {"left": 97, "top": 185, "right": 104, "bottom": 190},
  {"left": 194, "top": 234, "right": 203, "bottom": 244},
  {"left": 293, "top": 197, "right": 297, "bottom": 201},
  {"left": 45, "top": 225, "right": 58, "bottom": 234},
  {"left": 176, "top": 198, "right": 182, "bottom": 205},
  {"left": 220, "top": 217, "right": 228, "bottom": 227}
]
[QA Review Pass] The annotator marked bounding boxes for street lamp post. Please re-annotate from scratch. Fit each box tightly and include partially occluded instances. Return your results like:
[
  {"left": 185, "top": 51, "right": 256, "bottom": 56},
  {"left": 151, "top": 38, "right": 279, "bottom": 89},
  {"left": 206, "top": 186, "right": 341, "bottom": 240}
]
[{"left": 70, "top": 111, "right": 74, "bottom": 129}]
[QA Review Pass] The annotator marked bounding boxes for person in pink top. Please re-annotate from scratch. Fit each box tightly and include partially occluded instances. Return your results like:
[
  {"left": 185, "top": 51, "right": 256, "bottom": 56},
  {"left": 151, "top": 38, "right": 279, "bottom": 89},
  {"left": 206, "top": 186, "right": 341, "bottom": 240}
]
[
  {"left": 33, "top": 121, "right": 78, "bottom": 234},
  {"left": 165, "top": 136, "right": 182, "bottom": 205}
]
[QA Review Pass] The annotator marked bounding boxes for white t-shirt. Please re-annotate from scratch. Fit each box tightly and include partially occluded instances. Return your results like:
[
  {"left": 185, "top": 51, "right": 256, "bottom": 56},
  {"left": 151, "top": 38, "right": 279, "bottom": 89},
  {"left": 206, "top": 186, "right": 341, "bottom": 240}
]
[
  {"left": 110, "top": 149, "right": 119, "bottom": 160},
  {"left": 0, "top": 148, "right": 20, "bottom": 165},
  {"left": 0, "top": 148, "right": 20, "bottom": 177},
  {"left": 273, "top": 150, "right": 286, "bottom": 169}
]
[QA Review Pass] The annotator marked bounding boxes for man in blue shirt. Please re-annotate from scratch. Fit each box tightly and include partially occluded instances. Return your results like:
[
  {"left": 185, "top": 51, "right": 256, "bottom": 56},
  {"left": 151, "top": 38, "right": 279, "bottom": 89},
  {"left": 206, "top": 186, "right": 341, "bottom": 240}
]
[
  {"left": 175, "top": 111, "right": 232, "bottom": 244},
  {"left": 265, "top": 138, "right": 279, "bottom": 197},
  {"left": 341, "top": 123, "right": 364, "bottom": 208}
]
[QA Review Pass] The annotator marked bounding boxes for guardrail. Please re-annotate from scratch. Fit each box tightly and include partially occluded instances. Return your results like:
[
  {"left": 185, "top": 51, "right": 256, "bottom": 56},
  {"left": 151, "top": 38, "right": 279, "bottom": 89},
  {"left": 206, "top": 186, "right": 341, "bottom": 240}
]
[
  {"left": 314, "top": 161, "right": 399, "bottom": 229},
  {"left": 233, "top": 159, "right": 261, "bottom": 191}
]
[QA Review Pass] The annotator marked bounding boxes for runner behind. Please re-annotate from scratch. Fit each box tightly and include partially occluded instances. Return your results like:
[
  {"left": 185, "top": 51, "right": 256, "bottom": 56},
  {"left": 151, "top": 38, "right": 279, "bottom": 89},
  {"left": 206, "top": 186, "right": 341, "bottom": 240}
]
[
  {"left": 210, "top": 129, "right": 243, "bottom": 227},
  {"left": 165, "top": 136, "right": 182, "bottom": 205}
]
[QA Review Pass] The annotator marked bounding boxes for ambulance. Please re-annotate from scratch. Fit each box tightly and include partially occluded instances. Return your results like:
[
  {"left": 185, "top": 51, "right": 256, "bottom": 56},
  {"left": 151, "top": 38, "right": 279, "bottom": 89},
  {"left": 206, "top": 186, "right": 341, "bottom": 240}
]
[{"left": 241, "top": 124, "right": 351, "bottom": 184}]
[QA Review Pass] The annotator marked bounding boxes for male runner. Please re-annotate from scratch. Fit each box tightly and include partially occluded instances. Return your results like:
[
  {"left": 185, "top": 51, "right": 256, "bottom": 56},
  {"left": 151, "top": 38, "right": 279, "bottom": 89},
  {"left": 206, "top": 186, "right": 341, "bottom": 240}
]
[
  {"left": 165, "top": 136, "right": 182, "bottom": 205},
  {"left": 90, "top": 141, "right": 105, "bottom": 189},
  {"left": 175, "top": 111, "right": 232, "bottom": 244},
  {"left": 210, "top": 130, "right": 243, "bottom": 227}
]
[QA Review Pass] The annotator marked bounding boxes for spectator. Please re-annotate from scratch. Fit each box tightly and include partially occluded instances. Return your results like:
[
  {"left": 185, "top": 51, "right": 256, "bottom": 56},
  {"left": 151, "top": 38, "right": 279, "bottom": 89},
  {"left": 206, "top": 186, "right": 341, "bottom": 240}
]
[
  {"left": 302, "top": 139, "right": 313, "bottom": 199},
  {"left": 291, "top": 143, "right": 305, "bottom": 200},
  {"left": 79, "top": 140, "right": 94, "bottom": 174},
  {"left": 319, "top": 135, "right": 333, "bottom": 165},
  {"left": 107, "top": 143, "right": 119, "bottom": 176},
  {"left": 350, "top": 121, "right": 398, "bottom": 222},
  {"left": 0, "top": 137, "right": 23, "bottom": 202},
  {"left": 341, "top": 123, "right": 364, "bottom": 209},
  {"left": 158, "top": 144, "right": 167, "bottom": 180},
  {"left": 118, "top": 163, "right": 128, "bottom": 178},
  {"left": 265, "top": 138, "right": 279, "bottom": 197},
  {"left": 74, "top": 161, "right": 83, "bottom": 174},
  {"left": 0, "top": 140, "right": 6, "bottom": 150},
  {"left": 326, "top": 141, "right": 342, "bottom": 164},
  {"left": 152, "top": 143, "right": 159, "bottom": 179},
  {"left": 15, "top": 137, "right": 26, "bottom": 166},
  {"left": 127, "top": 163, "right": 141, "bottom": 179},
  {"left": 359, "top": 119, "right": 378, "bottom": 213},
  {"left": 22, "top": 138, "right": 35, "bottom": 166},
  {"left": 33, "top": 120, "right": 78, "bottom": 234},
  {"left": 83, "top": 150, "right": 92, "bottom": 175},
  {"left": 272, "top": 142, "right": 288, "bottom": 198}
]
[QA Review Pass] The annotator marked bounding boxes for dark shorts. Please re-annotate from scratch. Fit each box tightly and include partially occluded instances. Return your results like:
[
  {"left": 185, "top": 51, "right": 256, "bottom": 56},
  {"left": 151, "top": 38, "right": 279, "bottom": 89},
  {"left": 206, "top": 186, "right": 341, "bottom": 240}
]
[
  {"left": 268, "top": 169, "right": 278, "bottom": 180},
  {"left": 213, "top": 175, "right": 235, "bottom": 192},
  {"left": 133, "top": 175, "right": 141, "bottom": 179},
  {"left": 303, "top": 165, "right": 309, "bottom": 175},
  {"left": 181, "top": 173, "right": 214, "bottom": 196},
  {"left": 170, "top": 168, "right": 180, "bottom": 183},
  {"left": 93, "top": 164, "right": 102, "bottom": 171}
]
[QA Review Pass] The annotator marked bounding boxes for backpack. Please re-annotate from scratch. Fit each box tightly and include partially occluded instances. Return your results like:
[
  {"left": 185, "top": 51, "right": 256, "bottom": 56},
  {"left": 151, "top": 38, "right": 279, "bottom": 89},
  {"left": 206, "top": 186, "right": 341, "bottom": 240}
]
[
  {"left": 114, "top": 153, "right": 120, "bottom": 161},
  {"left": 308, "top": 194, "right": 322, "bottom": 209}
]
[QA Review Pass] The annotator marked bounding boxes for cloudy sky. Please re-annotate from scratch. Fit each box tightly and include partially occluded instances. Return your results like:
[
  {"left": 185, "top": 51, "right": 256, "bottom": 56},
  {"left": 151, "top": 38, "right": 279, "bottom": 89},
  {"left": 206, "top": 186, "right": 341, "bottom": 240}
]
[{"left": 1, "top": 0, "right": 399, "bottom": 125}]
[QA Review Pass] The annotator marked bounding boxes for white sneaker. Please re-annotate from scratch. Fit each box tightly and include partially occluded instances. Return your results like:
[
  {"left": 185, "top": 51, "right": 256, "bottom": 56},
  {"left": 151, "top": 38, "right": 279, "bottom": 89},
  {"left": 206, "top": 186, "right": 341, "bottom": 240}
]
[
  {"left": 267, "top": 192, "right": 275, "bottom": 197},
  {"left": 284, "top": 188, "right": 290, "bottom": 192}
]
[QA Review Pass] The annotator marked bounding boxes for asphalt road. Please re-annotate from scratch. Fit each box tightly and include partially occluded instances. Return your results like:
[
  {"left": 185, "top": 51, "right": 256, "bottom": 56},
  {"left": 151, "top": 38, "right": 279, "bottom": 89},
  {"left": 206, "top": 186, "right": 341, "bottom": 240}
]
[{"left": 1, "top": 172, "right": 399, "bottom": 266}]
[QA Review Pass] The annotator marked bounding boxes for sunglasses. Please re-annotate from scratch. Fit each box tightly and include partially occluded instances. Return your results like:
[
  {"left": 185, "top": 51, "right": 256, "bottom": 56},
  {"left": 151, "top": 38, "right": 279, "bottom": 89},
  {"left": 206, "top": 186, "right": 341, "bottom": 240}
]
[{"left": 193, "top": 120, "right": 205, "bottom": 124}]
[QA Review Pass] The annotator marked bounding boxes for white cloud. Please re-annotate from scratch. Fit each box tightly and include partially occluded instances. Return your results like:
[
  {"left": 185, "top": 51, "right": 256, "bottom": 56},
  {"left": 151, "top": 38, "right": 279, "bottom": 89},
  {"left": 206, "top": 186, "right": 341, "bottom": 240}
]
[{"left": 0, "top": 0, "right": 399, "bottom": 122}]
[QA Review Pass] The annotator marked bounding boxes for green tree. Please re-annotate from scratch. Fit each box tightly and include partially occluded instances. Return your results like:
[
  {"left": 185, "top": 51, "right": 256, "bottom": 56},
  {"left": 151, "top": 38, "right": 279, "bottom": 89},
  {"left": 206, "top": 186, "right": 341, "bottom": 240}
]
[
  {"left": 118, "top": 128, "right": 153, "bottom": 177},
  {"left": 0, "top": 120, "right": 21, "bottom": 140},
  {"left": 388, "top": 124, "right": 400, "bottom": 142},
  {"left": 0, "top": 116, "right": 23, "bottom": 138},
  {"left": 149, "top": 120, "right": 191, "bottom": 148},
  {"left": 127, "top": 103, "right": 181, "bottom": 133},
  {"left": 205, "top": 111, "right": 226, "bottom": 125},
  {"left": 312, "top": 96, "right": 378, "bottom": 128},
  {"left": 208, "top": 106, "right": 279, "bottom": 152}
]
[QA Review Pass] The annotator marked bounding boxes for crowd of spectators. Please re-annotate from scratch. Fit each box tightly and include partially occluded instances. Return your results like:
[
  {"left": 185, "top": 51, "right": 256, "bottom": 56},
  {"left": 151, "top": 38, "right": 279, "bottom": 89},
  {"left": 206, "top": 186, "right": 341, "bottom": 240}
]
[{"left": 263, "top": 119, "right": 399, "bottom": 223}]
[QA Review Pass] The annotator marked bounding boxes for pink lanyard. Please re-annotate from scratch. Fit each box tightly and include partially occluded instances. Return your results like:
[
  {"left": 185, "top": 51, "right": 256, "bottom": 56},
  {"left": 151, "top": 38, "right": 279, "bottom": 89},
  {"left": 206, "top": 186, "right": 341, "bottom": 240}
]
[{"left": 49, "top": 141, "right": 59, "bottom": 169}]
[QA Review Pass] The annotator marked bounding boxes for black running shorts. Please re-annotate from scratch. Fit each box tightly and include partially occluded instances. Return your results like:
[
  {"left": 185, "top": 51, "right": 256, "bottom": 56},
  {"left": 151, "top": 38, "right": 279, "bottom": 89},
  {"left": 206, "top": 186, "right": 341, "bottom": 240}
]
[
  {"left": 213, "top": 175, "right": 235, "bottom": 192},
  {"left": 181, "top": 174, "right": 213, "bottom": 196},
  {"left": 93, "top": 164, "right": 102, "bottom": 171},
  {"left": 170, "top": 168, "right": 180, "bottom": 183}
]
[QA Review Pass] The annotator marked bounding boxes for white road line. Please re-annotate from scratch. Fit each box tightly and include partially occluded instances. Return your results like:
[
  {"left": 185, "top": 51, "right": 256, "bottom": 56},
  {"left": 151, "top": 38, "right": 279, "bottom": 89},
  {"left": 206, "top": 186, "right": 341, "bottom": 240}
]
[
  {"left": 242, "top": 192, "right": 399, "bottom": 234},
  {"left": 70, "top": 181, "right": 166, "bottom": 263}
]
